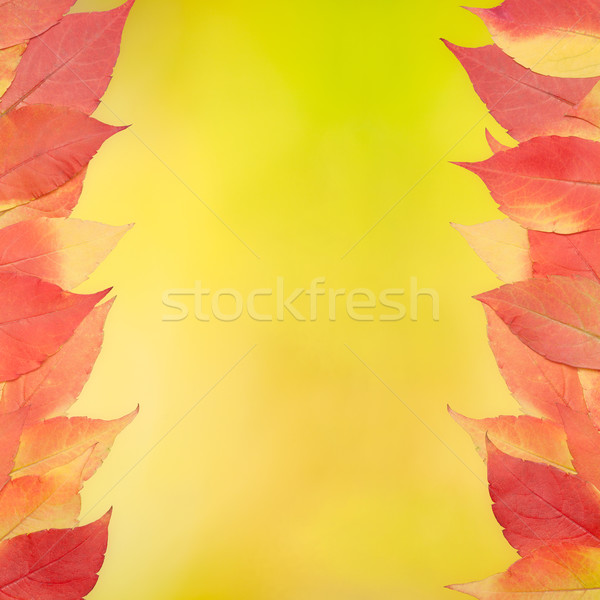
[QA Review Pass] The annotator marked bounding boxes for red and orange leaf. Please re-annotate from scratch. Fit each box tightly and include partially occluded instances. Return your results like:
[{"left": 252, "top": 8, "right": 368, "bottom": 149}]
[
  {"left": 0, "top": 1, "right": 76, "bottom": 50},
  {"left": 477, "top": 276, "right": 600, "bottom": 370},
  {"left": 0, "top": 44, "right": 25, "bottom": 99},
  {"left": 485, "top": 130, "right": 510, "bottom": 154},
  {"left": 529, "top": 229, "right": 600, "bottom": 283},
  {"left": 0, "top": 1, "right": 134, "bottom": 115},
  {"left": 448, "top": 408, "right": 573, "bottom": 471},
  {"left": 0, "top": 449, "right": 90, "bottom": 542},
  {"left": 487, "top": 441, "right": 600, "bottom": 555},
  {"left": 0, "top": 408, "right": 27, "bottom": 488},
  {"left": 0, "top": 273, "right": 109, "bottom": 381},
  {"left": 483, "top": 306, "right": 585, "bottom": 419},
  {"left": 0, "top": 105, "right": 124, "bottom": 209},
  {"left": 0, "top": 300, "right": 113, "bottom": 424},
  {"left": 12, "top": 409, "right": 138, "bottom": 481},
  {"left": 456, "top": 136, "right": 600, "bottom": 234},
  {"left": 0, "top": 217, "right": 131, "bottom": 289},
  {"left": 579, "top": 369, "right": 600, "bottom": 430},
  {"left": 0, "top": 511, "right": 110, "bottom": 600},
  {"left": 468, "top": 0, "right": 600, "bottom": 78},
  {"left": 452, "top": 220, "right": 531, "bottom": 283},
  {"left": 449, "top": 543, "right": 600, "bottom": 599},
  {"left": 444, "top": 41, "right": 600, "bottom": 141},
  {"left": 559, "top": 405, "right": 600, "bottom": 491},
  {"left": 0, "top": 169, "right": 86, "bottom": 227}
]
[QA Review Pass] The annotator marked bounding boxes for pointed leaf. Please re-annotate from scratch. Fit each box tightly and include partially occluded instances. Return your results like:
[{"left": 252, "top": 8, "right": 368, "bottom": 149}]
[
  {"left": 0, "top": 105, "right": 124, "bottom": 209},
  {"left": 12, "top": 409, "right": 138, "bottom": 481},
  {"left": 0, "top": 449, "right": 91, "bottom": 541},
  {"left": 0, "top": 273, "right": 109, "bottom": 381},
  {"left": 0, "top": 169, "right": 86, "bottom": 227},
  {"left": 450, "top": 544, "right": 600, "bottom": 599},
  {"left": 0, "top": 408, "right": 27, "bottom": 488},
  {"left": 483, "top": 306, "right": 585, "bottom": 419},
  {"left": 0, "top": 217, "right": 131, "bottom": 289},
  {"left": 452, "top": 219, "right": 531, "bottom": 283},
  {"left": 444, "top": 41, "right": 600, "bottom": 141},
  {"left": 469, "top": 0, "right": 600, "bottom": 77},
  {"left": 0, "top": 1, "right": 76, "bottom": 50},
  {"left": 449, "top": 408, "right": 573, "bottom": 471},
  {"left": 0, "top": 44, "right": 25, "bottom": 99},
  {"left": 559, "top": 405, "right": 600, "bottom": 491},
  {"left": 0, "top": 511, "right": 110, "bottom": 600},
  {"left": 477, "top": 276, "right": 600, "bottom": 369},
  {"left": 487, "top": 441, "right": 600, "bottom": 555},
  {"left": 0, "top": 300, "right": 113, "bottom": 424},
  {"left": 485, "top": 130, "right": 510, "bottom": 154},
  {"left": 457, "top": 136, "right": 600, "bottom": 234},
  {"left": 0, "top": 1, "right": 134, "bottom": 115},
  {"left": 529, "top": 229, "right": 600, "bottom": 283}
]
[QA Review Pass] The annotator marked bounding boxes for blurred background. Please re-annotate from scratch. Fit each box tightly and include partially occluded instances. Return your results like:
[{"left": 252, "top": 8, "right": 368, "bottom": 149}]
[{"left": 67, "top": 0, "right": 521, "bottom": 598}]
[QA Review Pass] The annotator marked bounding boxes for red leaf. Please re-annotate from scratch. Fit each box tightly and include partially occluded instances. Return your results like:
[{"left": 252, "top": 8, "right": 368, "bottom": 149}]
[
  {"left": 529, "top": 229, "right": 600, "bottom": 283},
  {"left": 0, "top": 408, "right": 27, "bottom": 488},
  {"left": 477, "top": 276, "right": 600, "bottom": 369},
  {"left": 0, "top": 273, "right": 109, "bottom": 381},
  {"left": 0, "top": 1, "right": 135, "bottom": 115},
  {"left": 0, "top": 300, "right": 113, "bottom": 424},
  {"left": 0, "top": 105, "right": 124, "bottom": 208},
  {"left": 444, "top": 41, "right": 600, "bottom": 141},
  {"left": 456, "top": 136, "right": 600, "bottom": 234},
  {"left": 0, "top": 170, "right": 86, "bottom": 227},
  {"left": 0, "top": 511, "right": 110, "bottom": 600},
  {"left": 485, "top": 130, "right": 510, "bottom": 154},
  {"left": 0, "top": 1, "right": 76, "bottom": 50},
  {"left": 483, "top": 306, "right": 585, "bottom": 419},
  {"left": 487, "top": 441, "right": 600, "bottom": 555}
]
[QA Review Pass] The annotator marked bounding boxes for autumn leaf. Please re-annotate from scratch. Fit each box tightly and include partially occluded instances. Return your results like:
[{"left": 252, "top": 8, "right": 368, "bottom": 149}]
[
  {"left": 0, "top": 1, "right": 76, "bottom": 50},
  {"left": 0, "top": 511, "right": 111, "bottom": 600},
  {"left": 0, "top": 217, "right": 132, "bottom": 289},
  {"left": 0, "top": 105, "right": 124, "bottom": 209},
  {"left": 449, "top": 544, "right": 600, "bottom": 599},
  {"left": 452, "top": 220, "right": 531, "bottom": 283},
  {"left": 0, "top": 273, "right": 109, "bottom": 381},
  {"left": 12, "top": 409, "right": 139, "bottom": 481},
  {"left": 529, "top": 229, "right": 600, "bottom": 283},
  {"left": 0, "top": 0, "right": 134, "bottom": 115},
  {"left": 448, "top": 408, "right": 573, "bottom": 471},
  {"left": 444, "top": 41, "right": 600, "bottom": 141},
  {"left": 487, "top": 441, "right": 600, "bottom": 555},
  {"left": 0, "top": 300, "right": 113, "bottom": 424},
  {"left": 468, "top": 0, "right": 600, "bottom": 78},
  {"left": 483, "top": 306, "right": 585, "bottom": 419},
  {"left": 456, "top": 136, "right": 600, "bottom": 234},
  {"left": 485, "top": 130, "right": 510, "bottom": 154},
  {"left": 477, "top": 276, "right": 600, "bottom": 369}
]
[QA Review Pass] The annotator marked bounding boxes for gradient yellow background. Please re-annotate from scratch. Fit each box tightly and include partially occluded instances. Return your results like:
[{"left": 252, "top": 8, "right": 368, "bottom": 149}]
[{"left": 65, "top": 0, "right": 521, "bottom": 598}]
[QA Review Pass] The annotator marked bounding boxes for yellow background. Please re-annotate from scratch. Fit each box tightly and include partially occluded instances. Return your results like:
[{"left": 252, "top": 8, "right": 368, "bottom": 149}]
[{"left": 67, "top": 0, "right": 521, "bottom": 598}]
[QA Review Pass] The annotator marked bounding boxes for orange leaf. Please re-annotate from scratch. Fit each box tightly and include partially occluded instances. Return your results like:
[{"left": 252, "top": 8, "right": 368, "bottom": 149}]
[
  {"left": 12, "top": 409, "right": 139, "bottom": 481},
  {"left": 449, "top": 408, "right": 573, "bottom": 471},
  {"left": 0, "top": 449, "right": 91, "bottom": 541}
]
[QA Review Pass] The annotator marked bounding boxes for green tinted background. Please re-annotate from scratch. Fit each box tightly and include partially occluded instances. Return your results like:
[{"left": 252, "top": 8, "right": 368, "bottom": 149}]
[{"left": 68, "top": 0, "right": 519, "bottom": 598}]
